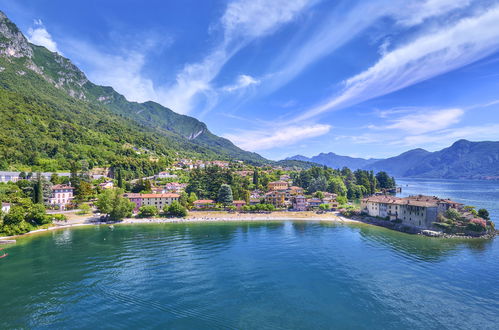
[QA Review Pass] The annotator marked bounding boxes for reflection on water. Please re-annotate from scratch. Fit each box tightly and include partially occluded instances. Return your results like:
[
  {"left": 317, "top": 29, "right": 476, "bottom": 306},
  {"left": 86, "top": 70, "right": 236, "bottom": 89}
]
[{"left": 1, "top": 221, "right": 498, "bottom": 329}]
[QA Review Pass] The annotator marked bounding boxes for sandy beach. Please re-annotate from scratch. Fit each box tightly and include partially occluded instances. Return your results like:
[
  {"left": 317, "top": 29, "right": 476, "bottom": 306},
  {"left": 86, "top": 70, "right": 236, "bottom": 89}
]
[{"left": 0, "top": 211, "right": 360, "bottom": 240}]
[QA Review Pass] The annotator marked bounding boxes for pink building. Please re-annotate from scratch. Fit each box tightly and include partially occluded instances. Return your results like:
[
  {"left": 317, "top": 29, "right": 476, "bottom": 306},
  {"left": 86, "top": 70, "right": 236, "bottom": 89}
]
[
  {"left": 124, "top": 193, "right": 142, "bottom": 213},
  {"left": 49, "top": 185, "right": 75, "bottom": 210},
  {"left": 232, "top": 200, "right": 246, "bottom": 211}
]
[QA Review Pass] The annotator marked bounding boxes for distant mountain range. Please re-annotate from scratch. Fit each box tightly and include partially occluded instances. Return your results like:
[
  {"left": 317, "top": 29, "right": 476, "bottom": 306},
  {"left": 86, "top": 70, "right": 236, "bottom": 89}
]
[{"left": 287, "top": 140, "right": 499, "bottom": 179}]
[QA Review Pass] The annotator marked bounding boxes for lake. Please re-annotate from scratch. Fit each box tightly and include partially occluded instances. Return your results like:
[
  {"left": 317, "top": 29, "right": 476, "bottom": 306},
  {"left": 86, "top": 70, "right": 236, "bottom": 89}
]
[
  {"left": 1, "top": 221, "right": 498, "bottom": 329},
  {"left": 396, "top": 178, "right": 499, "bottom": 221}
]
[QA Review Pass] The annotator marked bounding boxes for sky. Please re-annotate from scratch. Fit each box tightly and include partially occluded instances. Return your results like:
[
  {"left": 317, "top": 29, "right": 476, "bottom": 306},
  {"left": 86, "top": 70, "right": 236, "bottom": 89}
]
[{"left": 2, "top": 0, "right": 499, "bottom": 160}]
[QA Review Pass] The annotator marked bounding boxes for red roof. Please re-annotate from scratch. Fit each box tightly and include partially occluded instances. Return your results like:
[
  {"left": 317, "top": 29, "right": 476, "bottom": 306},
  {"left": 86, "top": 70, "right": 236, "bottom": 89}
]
[
  {"left": 51, "top": 184, "right": 75, "bottom": 190},
  {"left": 193, "top": 199, "right": 215, "bottom": 204},
  {"left": 232, "top": 200, "right": 246, "bottom": 204},
  {"left": 141, "top": 193, "right": 180, "bottom": 198}
]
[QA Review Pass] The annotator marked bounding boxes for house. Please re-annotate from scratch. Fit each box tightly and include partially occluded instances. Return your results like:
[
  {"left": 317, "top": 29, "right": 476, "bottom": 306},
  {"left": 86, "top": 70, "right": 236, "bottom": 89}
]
[
  {"left": 361, "top": 195, "right": 463, "bottom": 229},
  {"left": 124, "top": 193, "right": 142, "bottom": 213},
  {"left": 288, "top": 186, "right": 304, "bottom": 195},
  {"left": 249, "top": 198, "right": 261, "bottom": 205},
  {"left": 193, "top": 200, "right": 215, "bottom": 209},
  {"left": 156, "top": 171, "right": 177, "bottom": 179},
  {"left": 265, "top": 191, "right": 286, "bottom": 208},
  {"left": 165, "top": 182, "right": 188, "bottom": 192},
  {"left": 1, "top": 202, "right": 11, "bottom": 214},
  {"left": 0, "top": 171, "right": 20, "bottom": 183},
  {"left": 151, "top": 187, "right": 166, "bottom": 194},
  {"left": 306, "top": 198, "right": 323, "bottom": 210},
  {"left": 232, "top": 200, "right": 246, "bottom": 211},
  {"left": 98, "top": 181, "right": 114, "bottom": 190},
  {"left": 292, "top": 195, "right": 307, "bottom": 211},
  {"left": 268, "top": 181, "right": 288, "bottom": 191},
  {"left": 49, "top": 184, "right": 75, "bottom": 210},
  {"left": 140, "top": 193, "right": 180, "bottom": 211}
]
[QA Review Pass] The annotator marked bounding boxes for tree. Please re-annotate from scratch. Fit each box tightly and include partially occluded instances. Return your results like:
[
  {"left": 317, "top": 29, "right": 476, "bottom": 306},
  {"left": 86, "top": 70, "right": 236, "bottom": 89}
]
[
  {"left": 77, "top": 203, "right": 92, "bottom": 215},
  {"left": 75, "top": 181, "right": 93, "bottom": 203},
  {"left": 336, "top": 195, "right": 348, "bottom": 205},
  {"left": 315, "top": 191, "right": 325, "bottom": 199},
  {"left": 117, "top": 169, "right": 124, "bottom": 189},
  {"left": 179, "top": 191, "right": 189, "bottom": 207},
  {"left": 217, "top": 184, "right": 233, "bottom": 205},
  {"left": 35, "top": 172, "right": 43, "bottom": 204},
  {"left": 376, "top": 172, "right": 395, "bottom": 189},
  {"left": 188, "top": 192, "right": 198, "bottom": 208},
  {"left": 95, "top": 188, "right": 134, "bottom": 221},
  {"left": 319, "top": 204, "right": 331, "bottom": 211},
  {"left": 478, "top": 209, "right": 490, "bottom": 220},
  {"left": 253, "top": 170, "right": 259, "bottom": 186},
  {"left": 164, "top": 201, "right": 187, "bottom": 217},
  {"left": 138, "top": 205, "right": 158, "bottom": 218},
  {"left": 328, "top": 176, "right": 347, "bottom": 196}
]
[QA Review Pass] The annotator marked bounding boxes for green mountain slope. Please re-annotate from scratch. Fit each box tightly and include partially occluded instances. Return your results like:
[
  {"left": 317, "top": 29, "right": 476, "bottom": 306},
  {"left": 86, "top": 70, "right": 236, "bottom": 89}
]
[{"left": 0, "top": 11, "right": 266, "bottom": 172}]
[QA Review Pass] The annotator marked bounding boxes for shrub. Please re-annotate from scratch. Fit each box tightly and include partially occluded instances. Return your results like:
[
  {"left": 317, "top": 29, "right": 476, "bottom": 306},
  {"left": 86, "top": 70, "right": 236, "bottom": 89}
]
[
  {"left": 467, "top": 218, "right": 486, "bottom": 232},
  {"left": 164, "top": 201, "right": 188, "bottom": 217},
  {"left": 138, "top": 205, "right": 158, "bottom": 218}
]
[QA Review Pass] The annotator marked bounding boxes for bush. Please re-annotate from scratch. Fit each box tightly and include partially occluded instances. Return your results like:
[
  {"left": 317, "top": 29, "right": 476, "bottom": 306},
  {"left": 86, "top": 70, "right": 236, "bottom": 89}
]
[
  {"left": 164, "top": 201, "right": 188, "bottom": 217},
  {"left": 138, "top": 205, "right": 158, "bottom": 218},
  {"left": 467, "top": 218, "right": 486, "bottom": 232}
]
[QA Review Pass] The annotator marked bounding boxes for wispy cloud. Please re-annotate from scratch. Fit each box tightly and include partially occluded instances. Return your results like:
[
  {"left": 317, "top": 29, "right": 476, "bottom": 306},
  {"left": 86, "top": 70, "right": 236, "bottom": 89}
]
[
  {"left": 293, "top": 4, "right": 499, "bottom": 122},
  {"left": 222, "top": 74, "right": 260, "bottom": 92},
  {"left": 393, "top": 0, "right": 472, "bottom": 27},
  {"left": 27, "top": 19, "right": 62, "bottom": 54},
  {"left": 162, "top": 0, "right": 314, "bottom": 114},
  {"left": 373, "top": 108, "right": 464, "bottom": 134},
  {"left": 224, "top": 124, "right": 331, "bottom": 151}
]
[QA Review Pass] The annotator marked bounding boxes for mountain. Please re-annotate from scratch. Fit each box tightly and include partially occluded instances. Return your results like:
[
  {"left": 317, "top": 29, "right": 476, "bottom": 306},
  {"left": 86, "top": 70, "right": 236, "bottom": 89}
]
[
  {"left": 364, "top": 149, "right": 432, "bottom": 177},
  {"left": 286, "top": 152, "right": 379, "bottom": 169},
  {"left": 286, "top": 140, "right": 499, "bottom": 179},
  {"left": 0, "top": 11, "right": 266, "bottom": 172}
]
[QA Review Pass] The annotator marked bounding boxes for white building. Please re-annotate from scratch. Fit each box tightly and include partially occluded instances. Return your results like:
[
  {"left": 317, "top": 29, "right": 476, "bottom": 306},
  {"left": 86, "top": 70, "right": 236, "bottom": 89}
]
[
  {"left": 1, "top": 202, "right": 10, "bottom": 214},
  {"left": 49, "top": 185, "right": 75, "bottom": 210},
  {"left": 361, "top": 195, "right": 462, "bottom": 229}
]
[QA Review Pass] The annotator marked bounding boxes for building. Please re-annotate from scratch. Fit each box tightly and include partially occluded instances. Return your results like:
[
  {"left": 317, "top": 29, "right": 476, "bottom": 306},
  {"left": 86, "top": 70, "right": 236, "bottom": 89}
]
[
  {"left": 232, "top": 200, "right": 246, "bottom": 211},
  {"left": 265, "top": 191, "right": 286, "bottom": 208},
  {"left": 98, "top": 181, "right": 114, "bottom": 190},
  {"left": 361, "top": 195, "right": 462, "bottom": 229},
  {"left": 156, "top": 172, "right": 177, "bottom": 179},
  {"left": 165, "top": 182, "right": 188, "bottom": 192},
  {"left": 268, "top": 181, "right": 289, "bottom": 191},
  {"left": 124, "top": 193, "right": 143, "bottom": 213},
  {"left": 249, "top": 198, "right": 261, "bottom": 205},
  {"left": 49, "top": 185, "right": 75, "bottom": 210},
  {"left": 151, "top": 187, "right": 166, "bottom": 194},
  {"left": 1, "top": 202, "right": 11, "bottom": 214},
  {"left": 140, "top": 193, "right": 180, "bottom": 211},
  {"left": 288, "top": 186, "right": 304, "bottom": 195},
  {"left": 292, "top": 196, "right": 307, "bottom": 211},
  {"left": 306, "top": 198, "right": 323, "bottom": 210},
  {"left": 0, "top": 171, "right": 20, "bottom": 183},
  {"left": 193, "top": 200, "right": 215, "bottom": 209}
]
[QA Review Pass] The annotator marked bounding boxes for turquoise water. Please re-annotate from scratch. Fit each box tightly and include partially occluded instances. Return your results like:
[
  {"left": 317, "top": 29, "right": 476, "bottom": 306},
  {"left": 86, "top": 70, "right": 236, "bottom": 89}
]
[
  {"left": 397, "top": 178, "right": 499, "bottom": 221},
  {"left": 1, "top": 222, "right": 498, "bottom": 329}
]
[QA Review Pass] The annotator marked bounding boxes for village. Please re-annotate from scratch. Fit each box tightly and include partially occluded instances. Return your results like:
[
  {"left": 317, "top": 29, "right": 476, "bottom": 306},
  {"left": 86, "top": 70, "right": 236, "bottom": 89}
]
[{"left": 0, "top": 158, "right": 494, "bottom": 237}]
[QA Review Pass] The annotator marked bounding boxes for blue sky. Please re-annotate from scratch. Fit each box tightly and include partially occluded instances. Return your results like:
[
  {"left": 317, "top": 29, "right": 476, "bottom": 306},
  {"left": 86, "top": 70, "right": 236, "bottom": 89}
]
[{"left": 2, "top": 0, "right": 499, "bottom": 160}]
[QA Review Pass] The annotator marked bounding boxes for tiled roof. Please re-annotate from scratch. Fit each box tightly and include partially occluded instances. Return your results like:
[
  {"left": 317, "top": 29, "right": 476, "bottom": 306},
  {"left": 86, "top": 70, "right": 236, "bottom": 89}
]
[
  {"left": 194, "top": 199, "right": 215, "bottom": 204},
  {"left": 52, "top": 184, "right": 75, "bottom": 190}
]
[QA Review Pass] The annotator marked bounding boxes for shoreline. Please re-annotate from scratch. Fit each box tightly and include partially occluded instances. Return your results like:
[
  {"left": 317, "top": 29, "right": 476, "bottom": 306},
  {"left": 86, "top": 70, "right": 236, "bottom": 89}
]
[{"left": 0, "top": 211, "right": 360, "bottom": 240}]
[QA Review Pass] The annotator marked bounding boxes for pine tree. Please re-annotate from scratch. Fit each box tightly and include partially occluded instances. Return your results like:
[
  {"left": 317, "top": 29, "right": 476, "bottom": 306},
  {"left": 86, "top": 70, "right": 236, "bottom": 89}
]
[
  {"left": 117, "top": 169, "right": 124, "bottom": 189},
  {"left": 35, "top": 172, "right": 43, "bottom": 204},
  {"left": 253, "top": 170, "right": 259, "bottom": 186},
  {"left": 217, "top": 184, "right": 233, "bottom": 205}
]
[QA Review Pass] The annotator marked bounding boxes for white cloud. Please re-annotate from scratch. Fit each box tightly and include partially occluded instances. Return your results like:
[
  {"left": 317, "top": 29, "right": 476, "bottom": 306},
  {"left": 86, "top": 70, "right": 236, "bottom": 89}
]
[
  {"left": 382, "top": 108, "right": 464, "bottom": 134},
  {"left": 162, "top": 0, "right": 313, "bottom": 114},
  {"left": 394, "top": 0, "right": 472, "bottom": 27},
  {"left": 64, "top": 39, "right": 171, "bottom": 105},
  {"left": 27, "top": 19, "right": 61, "bottom": 54},
  {"left": 222, "top": 74, "right": 260, "bottom": 92},
  {"left": 224, "top": 124, "right": 331, "bottom": 151},
  {"left": 294, "top": 5, "right": 499, "bottom": 122}
]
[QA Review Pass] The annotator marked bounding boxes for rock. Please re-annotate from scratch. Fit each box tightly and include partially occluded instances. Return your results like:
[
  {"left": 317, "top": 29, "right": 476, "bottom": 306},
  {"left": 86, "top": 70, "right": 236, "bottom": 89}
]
[{"left": 421, "top": 230, "right": 442, "bottom": 237}]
